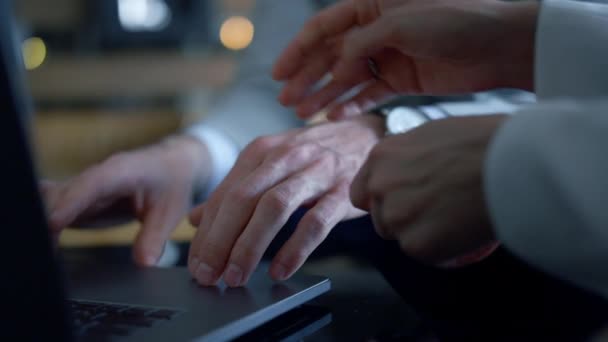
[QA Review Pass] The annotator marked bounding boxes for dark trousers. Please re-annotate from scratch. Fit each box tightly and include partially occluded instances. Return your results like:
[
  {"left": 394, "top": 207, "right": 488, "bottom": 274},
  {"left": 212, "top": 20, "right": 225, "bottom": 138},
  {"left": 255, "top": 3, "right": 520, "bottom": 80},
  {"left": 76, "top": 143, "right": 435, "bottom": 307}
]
[{"left": 267, "top": 211, "right": 608, "bottom": 341}]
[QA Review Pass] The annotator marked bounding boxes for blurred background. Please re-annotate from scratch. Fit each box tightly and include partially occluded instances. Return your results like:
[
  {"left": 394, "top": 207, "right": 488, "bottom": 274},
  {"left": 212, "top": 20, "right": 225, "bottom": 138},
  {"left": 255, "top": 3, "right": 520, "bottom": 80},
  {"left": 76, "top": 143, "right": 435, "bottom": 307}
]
[
  {"left": 14, "top": 0, "right": 533, "bottom": 249},
  {"left": 16, "top": 0, "right": 258, "bottom": 246}
]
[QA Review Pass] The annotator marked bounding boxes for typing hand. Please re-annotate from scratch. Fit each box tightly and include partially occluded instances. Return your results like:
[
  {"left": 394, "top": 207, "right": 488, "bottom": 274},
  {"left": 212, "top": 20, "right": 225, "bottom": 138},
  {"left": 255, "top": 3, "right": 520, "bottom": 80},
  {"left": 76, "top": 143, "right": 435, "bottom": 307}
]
[
  {"left": 187, "top": 115, "right": 384, "bottom": 287},
  {"left": 41, "top": 136, "right": 210, "bottom": 266},
  {"left": 350, "top": 115, "right": 507, "bottom": 265},
  {"left": 273, "top": 0, "right": 538, "bottom": 120}
]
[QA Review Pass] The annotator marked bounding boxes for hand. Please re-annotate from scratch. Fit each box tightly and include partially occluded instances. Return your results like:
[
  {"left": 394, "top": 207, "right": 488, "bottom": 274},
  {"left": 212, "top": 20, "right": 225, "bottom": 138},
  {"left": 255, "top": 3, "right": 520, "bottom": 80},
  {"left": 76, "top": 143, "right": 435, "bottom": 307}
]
[
  {"left": 273, "top": 0, "right": 538, "bottom": 120},
  {"left": 187, "top": 115, "right": 384, "bottom": 287},
  {"left": 350, "top": 115, "right": 508, "bottom": 265},
  {"left": 42, "top": 136, "right": 211, "bottom": 266}
]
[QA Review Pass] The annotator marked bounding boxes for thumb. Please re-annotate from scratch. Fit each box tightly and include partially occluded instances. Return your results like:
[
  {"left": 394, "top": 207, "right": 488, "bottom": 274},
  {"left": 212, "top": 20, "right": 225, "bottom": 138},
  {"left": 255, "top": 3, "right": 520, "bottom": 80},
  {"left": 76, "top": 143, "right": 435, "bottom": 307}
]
[
  {"left": 133, "top": 197, "right": 186, "bottom": 267},
  {"left": 188, "top": 203, "right": 205, "bottom": 227},
  {"left": 39, "top": 180, "right": 57, "bottom": 195},
  {"left": 342, "top": 14, "right": 405, "bottom": 62},
  {"left": 349, "top": 160, "right": 372, "bottom": 211},
  {"left": 39, "top": 180, "right": 64, "bottom": 231}
]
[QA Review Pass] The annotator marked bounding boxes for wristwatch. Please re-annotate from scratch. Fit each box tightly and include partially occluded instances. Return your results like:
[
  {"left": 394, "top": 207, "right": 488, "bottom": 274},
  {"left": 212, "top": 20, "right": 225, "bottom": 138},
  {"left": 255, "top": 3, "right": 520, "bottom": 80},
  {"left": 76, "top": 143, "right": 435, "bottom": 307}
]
[
  {"left": 370, "top": 95, "right": 522, "bottom": 135},
  {"left": 370, "top": 106, "right": 430, "bottom": 135}
]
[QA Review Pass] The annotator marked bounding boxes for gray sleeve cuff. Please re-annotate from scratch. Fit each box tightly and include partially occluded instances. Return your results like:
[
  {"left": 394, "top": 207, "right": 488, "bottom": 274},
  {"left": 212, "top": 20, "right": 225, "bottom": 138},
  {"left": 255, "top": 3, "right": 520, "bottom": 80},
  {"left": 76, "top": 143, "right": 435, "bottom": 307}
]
[
  {"left": 535, "top": 0, "right": 608, "bottom": 99},
  {"left": 484, "top": 101, "right": 608, "bottom": 298}
]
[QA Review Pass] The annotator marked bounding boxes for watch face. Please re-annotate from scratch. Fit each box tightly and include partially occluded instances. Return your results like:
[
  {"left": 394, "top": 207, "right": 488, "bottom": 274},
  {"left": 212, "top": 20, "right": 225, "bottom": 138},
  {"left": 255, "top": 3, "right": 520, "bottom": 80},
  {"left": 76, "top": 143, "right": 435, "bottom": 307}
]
[{"left": 386, "top": 107, "right": 428, "bottom": 134}]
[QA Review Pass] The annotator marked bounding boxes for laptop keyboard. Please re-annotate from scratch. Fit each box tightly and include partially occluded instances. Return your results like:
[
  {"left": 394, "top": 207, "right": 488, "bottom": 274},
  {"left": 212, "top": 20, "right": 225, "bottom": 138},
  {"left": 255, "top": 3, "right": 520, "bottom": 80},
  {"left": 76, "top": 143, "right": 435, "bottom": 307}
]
[{"left": 68, "top": 299, "right": 178, "bottom": 340}]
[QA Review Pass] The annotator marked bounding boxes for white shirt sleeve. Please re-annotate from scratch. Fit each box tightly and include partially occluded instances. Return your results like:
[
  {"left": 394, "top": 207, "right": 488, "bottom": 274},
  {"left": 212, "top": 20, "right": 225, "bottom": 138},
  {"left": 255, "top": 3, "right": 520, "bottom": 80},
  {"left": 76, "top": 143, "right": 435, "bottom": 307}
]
[
  {"left": 185, "top": 125, "right": 239, "bottom": 201},
  {"left": 486, "top": 0, "right": 608, "bottom": 297}
]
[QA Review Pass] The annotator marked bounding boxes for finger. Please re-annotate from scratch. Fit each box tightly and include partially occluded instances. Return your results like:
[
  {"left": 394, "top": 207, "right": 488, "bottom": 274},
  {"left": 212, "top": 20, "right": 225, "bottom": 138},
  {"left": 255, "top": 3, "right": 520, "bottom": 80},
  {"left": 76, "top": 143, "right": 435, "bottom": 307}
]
[
  {"left": 269, "top": 184, "right": 349, "bottom": 281},
  {"left": 294, "top": 64, "right": 371, "bottom": 119},
  {"left": 278, "top": 48, "right": 336, "bottom": 106},
  {"left": 414, "top": 192, "right": 496, "bottom": 265},
  {"left": 188, "top": 135, "right": 286, "bottom": 274},
  {"left": 367, "top": 148, "right": 437, "bottom": 195},
  {"left": 196, "top": 134, "right": 288, "bottom": 222},
  {"left": 188, "top": 204, "right": 205, "bottom": 227},
  {"left": 133, "top": 192, "right": 189, "bottom": 267},
  {"left": 341, "top": 14, "right": 405, "bottom": 62},
  {"left": 349, "top": 157, "right": 373, "bottom": 211},
  {"left": 381, "top": 186, "right": 433, "bottom": 231},
  {"left": 396, "top": 216, "right": 476, "bottom": 265},
  {"left": 39, "top": 180, "right": 57, "bottom": 196},
  {"left": 396, "top": 207, "right": 489, "bottom": 265},
  {"left": 272, "top": 1, "right": 357, "bottom": 80},
  {"left": 51, "top": 231, "right": 61, "bottom": 248},
  {"left": 396, "top": 219, "right": 442, "bottom": 263},
  {"left": 370, "top": 196, "right": 393, "bottom": 239},
  {"left": 40, "top": 180, "right": 64, "bottom": 230},
  {"left": 327, "top": 80, "right": 396, "bottom": 120},
  {"left": 190, "top": 141, "right": 326, "bottom": 286},
  {"left": 223, "top": 162, "right": 338, "bottom": 287},
  {"left": 49, "top": 166, "right": 126, "bottom": 231}
]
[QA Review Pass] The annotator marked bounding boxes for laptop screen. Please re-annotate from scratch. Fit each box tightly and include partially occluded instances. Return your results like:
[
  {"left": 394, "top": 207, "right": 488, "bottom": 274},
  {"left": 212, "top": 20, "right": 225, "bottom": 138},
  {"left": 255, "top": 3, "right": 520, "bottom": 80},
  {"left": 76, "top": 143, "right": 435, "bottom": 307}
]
[{"left": 0, "top": 0, "right": 72, "bottom": 340}]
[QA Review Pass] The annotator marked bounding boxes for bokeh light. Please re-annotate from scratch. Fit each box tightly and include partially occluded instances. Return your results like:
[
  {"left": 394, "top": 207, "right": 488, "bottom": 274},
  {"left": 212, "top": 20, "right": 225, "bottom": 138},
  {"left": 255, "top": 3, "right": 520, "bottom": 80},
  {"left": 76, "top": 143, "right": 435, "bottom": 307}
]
[
  {"left": 219, "top": 16, "right": 254, "bottom": 51},
  {"left": 22, "top": 36, "right": 47, "bottom": 70}
]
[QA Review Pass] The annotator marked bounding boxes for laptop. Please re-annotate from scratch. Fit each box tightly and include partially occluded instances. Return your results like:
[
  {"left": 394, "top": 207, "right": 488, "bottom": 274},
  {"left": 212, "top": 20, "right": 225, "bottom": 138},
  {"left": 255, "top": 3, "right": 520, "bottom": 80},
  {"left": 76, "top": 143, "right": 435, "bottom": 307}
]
[{"left": 0, "top": 1, "right": 330, "bottom": 341}]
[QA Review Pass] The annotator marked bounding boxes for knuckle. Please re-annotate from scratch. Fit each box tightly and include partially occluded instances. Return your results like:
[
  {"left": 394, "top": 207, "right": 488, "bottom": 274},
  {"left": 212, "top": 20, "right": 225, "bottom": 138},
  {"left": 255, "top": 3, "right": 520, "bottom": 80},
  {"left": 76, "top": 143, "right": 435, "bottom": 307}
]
[
  {"left": 248, "top": 136, "right": 275, "bottom": 156},
  {"left": 261, "top": 189, "right": 292, "bottom": 213},
  {"left": 277, "top": 246, "right": 310, "bottom": 276},
  {"left": 386, "top": 15, "right": 404, "bottom": 40},
  {"left": 317, "top": 149, "right": 338, "bottom": 167},
  {"left": 266, "top": 145, "right": 293, "bottom": 165},
  {"left": 305, "top": 16, "right": 323, "bottom": 35},
  {"left": 367, "top": 144, "right": 386, "bottom": 164},
  {"left": 367, "top": 174, "right": 387, "bottom": 195},
  {"left": 382, "top": 199, "right": 417, "bottom": 226},
  {"left": 271, "top": 141, "right": 316, "bottom": 164},
  {"left": 285, "top": 249, "right": 309, "bottom": 270},
  {"left": 103, "top": 152, "right": 131, "bottom": 167},
  {"left": 227, "top": 187, "right": 255, "bottom": 203},
  {"left": 302, "top": 213, "right": 331, "bottom": 242},
  {"left": 309, "top": 152, "right": 339, "bottom": 176},
  {"left": 231, "top": 242, "right": 262, "bottom": 268},
  {"left": 199, "top": 240, "right": 229, "bottom": 268},
  {"left": 99, "top": 152, "right": 137, "bottom": 182},
  {"left": 291, "top": 142, "right": 316, "bottom": 160}
]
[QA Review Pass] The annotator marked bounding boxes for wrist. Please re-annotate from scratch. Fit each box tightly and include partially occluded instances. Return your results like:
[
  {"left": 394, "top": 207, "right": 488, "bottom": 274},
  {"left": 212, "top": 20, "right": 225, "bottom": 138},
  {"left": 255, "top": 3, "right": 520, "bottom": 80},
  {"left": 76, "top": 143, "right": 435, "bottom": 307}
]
[
  {"left": 163, "top": 135, "right": 212, "bottom": 192},
  {"left": 357, "top": 113, "right": 386, "bottom": 141}
]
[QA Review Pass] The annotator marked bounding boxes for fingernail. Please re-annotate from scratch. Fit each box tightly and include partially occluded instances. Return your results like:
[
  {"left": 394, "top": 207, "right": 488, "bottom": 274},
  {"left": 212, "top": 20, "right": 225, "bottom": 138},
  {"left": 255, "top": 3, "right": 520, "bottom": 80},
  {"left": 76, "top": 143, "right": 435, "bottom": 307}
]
[
  {"left": 224, "top": 263, "right": 243, "bottom": 288},
  {"left": 143, "top": 254, "right": 158, "bottom": 266},
  {"left": 195, "top": 262, "right": 217, "bottom": 285},
  {"left": 277, "top": 92, "right": 287, "bottom": 104},
  {"left": 271, "top": 263, "right": 287, "bottom": 281},
  {"left": 189, "top": 257, "right": 199, "bottom": 274},
  {"left": 344, "top": 103, "right": 362, "bottom": 117},
  {"left": 49, "top": 212, "right": 64, "bottom": 229}
]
